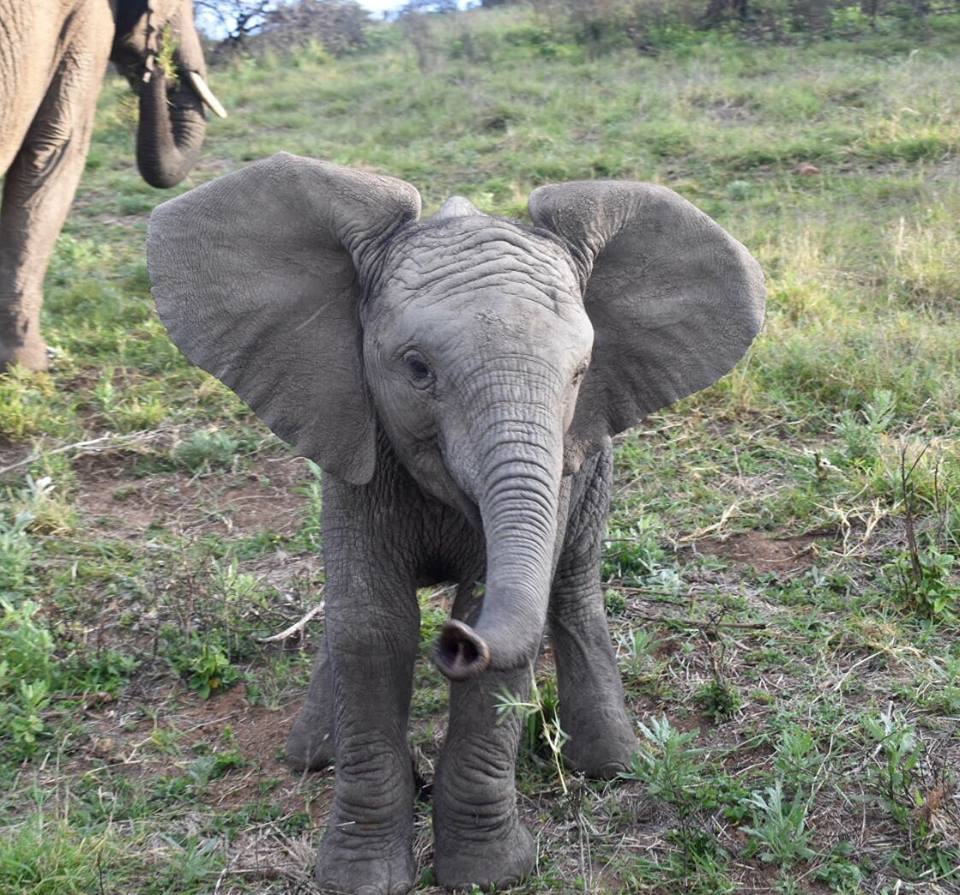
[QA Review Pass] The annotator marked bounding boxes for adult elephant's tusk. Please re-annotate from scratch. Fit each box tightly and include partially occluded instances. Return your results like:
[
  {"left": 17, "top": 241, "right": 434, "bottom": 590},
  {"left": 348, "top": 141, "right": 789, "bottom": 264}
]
[{"left": 187, "top": 71, "right": 228, "bottom": 119}]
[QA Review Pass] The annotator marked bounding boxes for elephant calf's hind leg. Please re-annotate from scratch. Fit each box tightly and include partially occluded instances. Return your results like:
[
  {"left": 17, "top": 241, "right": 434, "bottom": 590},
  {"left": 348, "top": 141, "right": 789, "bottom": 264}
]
[
  {"left": 550, "top": 450, "right": 638, "bottom": 778},
  {"left": 286, "top": 638, "right": 335, "bottom": 771}
]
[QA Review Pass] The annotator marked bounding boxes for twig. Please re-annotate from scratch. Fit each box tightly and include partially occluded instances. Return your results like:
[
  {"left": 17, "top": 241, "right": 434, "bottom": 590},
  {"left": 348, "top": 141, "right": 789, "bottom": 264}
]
[
  {"left": 626, "top": 612, "right": 767, "bottom": 631},
  {"left": 617, "top": 585, "right": 686, "bottom": 598},
  {"left": 900, "top": 441, "right": 929, "bottom": 586},
  {"left": 831, "top": 650, "right": 884, "bottom": 692},
  {"left": 255, "top": 602, "right": 325, "bottom": 643},
  {"left": 677, "top": 499, "right": 740, "bottom": 543},
  {"left": 0, "top": 428, "right": 175, "bottom": 477}
]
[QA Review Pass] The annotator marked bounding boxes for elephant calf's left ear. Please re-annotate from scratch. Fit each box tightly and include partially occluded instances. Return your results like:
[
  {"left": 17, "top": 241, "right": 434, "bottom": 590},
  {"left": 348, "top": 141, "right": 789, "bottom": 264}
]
[{"left": 529, "top": 180, "right": 765, "bottom": 457}]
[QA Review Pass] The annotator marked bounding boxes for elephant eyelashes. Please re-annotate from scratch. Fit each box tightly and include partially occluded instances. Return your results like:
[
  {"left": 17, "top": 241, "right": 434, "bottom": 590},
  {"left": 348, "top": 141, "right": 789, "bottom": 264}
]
[{"left": 403, "top": 350, "right": 435, "bottom": 387}]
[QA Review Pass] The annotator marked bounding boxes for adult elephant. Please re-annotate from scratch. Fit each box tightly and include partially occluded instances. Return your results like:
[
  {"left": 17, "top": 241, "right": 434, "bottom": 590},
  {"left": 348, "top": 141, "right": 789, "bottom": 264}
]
[{"left": 0, "top": 0, "right": 226, "bottom": 371}]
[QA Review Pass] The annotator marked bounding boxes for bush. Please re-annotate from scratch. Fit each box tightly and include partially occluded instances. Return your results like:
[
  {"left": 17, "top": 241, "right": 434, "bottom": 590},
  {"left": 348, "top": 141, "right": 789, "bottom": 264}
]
[
  {"left": 519, "top": 0, "right": 949, "bottom": 53},
  {"left": 262, "top": 0, "right": 369, "bottom": 56}
]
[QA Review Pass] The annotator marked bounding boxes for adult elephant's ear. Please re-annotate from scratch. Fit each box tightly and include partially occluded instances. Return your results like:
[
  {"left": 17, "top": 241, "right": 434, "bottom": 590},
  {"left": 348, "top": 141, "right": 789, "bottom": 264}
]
[
  {"left": 529, "top": 181, "right": 764, "bottom": 463},
  {"left": 149, "top": 152, "right": 421, "bottom": 484}
]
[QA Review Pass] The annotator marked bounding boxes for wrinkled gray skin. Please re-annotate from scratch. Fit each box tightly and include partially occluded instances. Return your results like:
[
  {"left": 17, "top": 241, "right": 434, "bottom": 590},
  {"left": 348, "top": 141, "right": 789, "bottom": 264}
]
[
  {"left": 0, "top": 0, "right": 224, "bottom": 371},
  {"left": 148, "top": 153, "right": 765, "bottom": 894}
]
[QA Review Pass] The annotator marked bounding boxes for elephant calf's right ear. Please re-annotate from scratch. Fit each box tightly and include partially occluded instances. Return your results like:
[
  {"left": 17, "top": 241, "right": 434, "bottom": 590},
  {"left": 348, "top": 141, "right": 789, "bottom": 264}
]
[{"left": 148, "top": 152, "right": 421, "bottom": 484}]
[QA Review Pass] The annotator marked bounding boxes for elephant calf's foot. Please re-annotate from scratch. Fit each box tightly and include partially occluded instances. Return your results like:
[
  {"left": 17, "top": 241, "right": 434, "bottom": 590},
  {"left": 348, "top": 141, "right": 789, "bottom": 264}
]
[
  {"left": 562, "top": 712, "right": 638, "bottom": 779},
  {"left": 315, "top": 829, "right": 415, "bottom": 895},
  {"left": 286, "top": 709, "right": 334, "bottom": 771},
  {"left": 435, "top": 819, "right": 535, "bottom": 891}
]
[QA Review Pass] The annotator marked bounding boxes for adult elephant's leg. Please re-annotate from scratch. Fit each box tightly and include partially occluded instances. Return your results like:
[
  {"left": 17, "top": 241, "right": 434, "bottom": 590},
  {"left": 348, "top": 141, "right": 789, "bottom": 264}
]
[
  {"left": 0, "top": 23, "right": 111, "bottom": 371},
  {"left": 549, "top": 448, "right": 638, "bottom": 778},
  {"left": 286, "top": 633, "right": 335, "bottom": 771},
  {"left": 433, "top": 584, "right": 536, "bottom": 889},
  {"left": 314, "top": 484, "right": 419, "bottom": 895}
]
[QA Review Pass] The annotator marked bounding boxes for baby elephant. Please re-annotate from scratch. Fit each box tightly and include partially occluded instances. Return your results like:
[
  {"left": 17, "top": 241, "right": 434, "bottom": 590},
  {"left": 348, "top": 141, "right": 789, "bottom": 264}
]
[{"left": 148, "top": 153, "right": 764, "bottom": 894}]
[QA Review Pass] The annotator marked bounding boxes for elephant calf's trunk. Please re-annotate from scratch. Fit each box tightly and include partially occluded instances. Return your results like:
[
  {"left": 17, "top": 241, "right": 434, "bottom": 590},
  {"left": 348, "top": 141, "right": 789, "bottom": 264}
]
[
  {"left": 435, "top": 619, "right": 491, "bottom": 680},
  {"left": 435, "top": 442, "right": 563, "bottom": 681}
]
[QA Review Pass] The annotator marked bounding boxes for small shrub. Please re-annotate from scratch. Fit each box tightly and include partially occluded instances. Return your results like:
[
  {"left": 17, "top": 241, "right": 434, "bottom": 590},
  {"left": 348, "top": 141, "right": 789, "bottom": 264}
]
[
  {"left": 616, "top": 627, "right": 658, "bottom": 678},
  {"left": 695, "top": 678, "right": 742, "bottom": 722},
  {"left": 496, "top": 672, "right": 568, "bottom": 792},
  {"left": 14, "top": 475, "right": 76, "bottom": 535},
  {"left": 165, "top": 634, "right": 240, "bottom": 699},
  {"left": 835, "top": 388, "right": 896, "bottom": 467},
  {"left": 0, "top": 600, "right": 56, "bottom": 687},
  {"left": 0, "top": 600, "right": 57, "bottom": 757},
  {"left": 603, "top": 518, "right": 669, "bottom": 582},
  {"left": 65, "top": 648, "right": 139, "bottom": 695},
  {"left": 813, "top": 845, "right": 864, "bottom": 891},
  {"left": 0, "top": 368, "right": 58, "bottom": 439},
  {"left": 883, "top": 543, "right": 957, "bottom": 620},
  {"left": 172, "top": 429, "right": 241, "bottom": 473},
  {"left": 625, "top": 715, "right": 705, "bottom": 814},
  {"left": 109, "top": 396, "right": 168, "bottom": 432},
  {"left": 0, "top": 513, "right": 33, "bottom": 597},
  {"left": 742, "top": 781, "right": 815, "bottom": 866},
  {"left": 7, "top": 679, "right": 50, "bottom": 755},
  {"left": 861, "top": 707, "right": 923, "bottom": 828},
  {"left": 604, "top": 587, "right": 627, "bottom": 616},
  {"left": 189, "top": 749, "right": 248, "bottom": 787},
  {"left": 773, "top": 724, "right": 822, "bottom": 791},
  {"left": 727, "top": 179, "right": 753, "bottom": 200},
  {"left": 211, "top": 558, "right": 267, "bottom": 605}
]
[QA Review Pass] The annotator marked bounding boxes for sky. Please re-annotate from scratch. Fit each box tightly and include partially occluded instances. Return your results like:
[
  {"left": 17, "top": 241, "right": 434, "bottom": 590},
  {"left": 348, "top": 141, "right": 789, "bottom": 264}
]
[
  {"left": 196, "top": 0, "right": 455, "bottom": 35},
  {"left": 360, "top": 0, "right": 405, "bottom": 12}
]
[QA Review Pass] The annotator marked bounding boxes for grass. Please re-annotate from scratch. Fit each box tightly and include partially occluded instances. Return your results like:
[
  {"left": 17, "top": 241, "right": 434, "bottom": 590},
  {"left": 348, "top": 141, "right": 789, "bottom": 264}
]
[{"left": 1, "top": 6, "right": 959, "bottom": 893}]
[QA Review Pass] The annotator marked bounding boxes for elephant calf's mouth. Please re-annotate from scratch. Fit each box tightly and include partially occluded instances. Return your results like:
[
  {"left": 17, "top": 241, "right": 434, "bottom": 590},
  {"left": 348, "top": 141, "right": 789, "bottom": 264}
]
[{"left": 434, "top": 619, "right": 491, "bottom": 680}]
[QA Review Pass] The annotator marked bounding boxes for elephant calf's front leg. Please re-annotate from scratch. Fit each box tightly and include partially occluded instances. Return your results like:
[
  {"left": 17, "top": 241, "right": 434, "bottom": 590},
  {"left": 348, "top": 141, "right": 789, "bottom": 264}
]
[
  {"left": 433, "top": 667, "right": 536, "bottom": 890},
  {"left": 315, "top": 585, "right": 419, "bottom": 895}
]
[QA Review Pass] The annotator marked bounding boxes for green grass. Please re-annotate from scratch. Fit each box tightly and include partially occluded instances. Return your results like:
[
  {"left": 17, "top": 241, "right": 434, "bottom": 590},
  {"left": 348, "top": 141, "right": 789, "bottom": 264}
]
[{"left": 1, "top": 6, "right": 959, "bottom": 893}]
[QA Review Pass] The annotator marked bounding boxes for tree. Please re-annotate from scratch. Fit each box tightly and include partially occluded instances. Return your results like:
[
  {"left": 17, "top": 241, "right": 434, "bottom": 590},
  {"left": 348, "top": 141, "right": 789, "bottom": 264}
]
[
  {"left": 195, "top": 0, "right": 370, "bottom": 58},
  {"left": 703, "top": 0, "right": 749, "bottom": 23},
  {"left": 195, "top": 0, "right": 273, "bottom": 47},
  {"left": 261, "top": 0, "right": 370, "bottom": 55}
]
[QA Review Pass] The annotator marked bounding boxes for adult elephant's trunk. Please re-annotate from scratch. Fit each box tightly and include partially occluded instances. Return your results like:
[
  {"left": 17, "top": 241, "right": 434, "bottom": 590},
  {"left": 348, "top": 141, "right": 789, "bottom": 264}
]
[
  {"left": 435, "top": 396, "right": 564, "bottom": 680},
  {"left": 136, "top": 19, "right": 221, "bottom": 189}
]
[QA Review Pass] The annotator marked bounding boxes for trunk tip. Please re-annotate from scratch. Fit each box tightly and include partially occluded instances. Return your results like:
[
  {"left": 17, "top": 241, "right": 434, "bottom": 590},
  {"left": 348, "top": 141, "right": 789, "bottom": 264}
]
[{"left": 434, "top": 619, "right": 490, "bottom": 681}]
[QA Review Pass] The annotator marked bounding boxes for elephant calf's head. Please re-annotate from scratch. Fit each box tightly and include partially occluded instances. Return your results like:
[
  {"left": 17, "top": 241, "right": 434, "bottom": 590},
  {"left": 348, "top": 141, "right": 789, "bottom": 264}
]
[
  {"left": 364, "top": 208, "right": 592, "bottom": 513},
  {"left": 148, "top": 153, "right": 765, "bottom": 679}
]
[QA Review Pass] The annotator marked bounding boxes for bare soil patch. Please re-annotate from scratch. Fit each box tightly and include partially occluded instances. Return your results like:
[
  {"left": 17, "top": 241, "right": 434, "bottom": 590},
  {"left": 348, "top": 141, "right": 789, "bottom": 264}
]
[
  {"left": 696, "top": 531, "right": 823, "bottom": 574},
  {"left": 0, "top": 439, "right": 32, "bottom": 472},
  {"left": 75, "top": 455, "right": 314, "bottom": 540}
]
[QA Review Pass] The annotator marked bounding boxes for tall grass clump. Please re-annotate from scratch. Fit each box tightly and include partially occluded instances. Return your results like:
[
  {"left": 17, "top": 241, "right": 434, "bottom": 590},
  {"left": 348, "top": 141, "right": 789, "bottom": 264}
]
[{"left": 0, "top": 600, "right": 56, "bottom": 759}]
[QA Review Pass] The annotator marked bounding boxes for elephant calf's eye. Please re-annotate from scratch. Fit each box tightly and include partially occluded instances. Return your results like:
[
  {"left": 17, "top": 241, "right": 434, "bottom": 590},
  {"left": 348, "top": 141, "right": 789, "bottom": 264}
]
[{"left": 403, "top": 351, "right": 435, "bottom": 387}]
